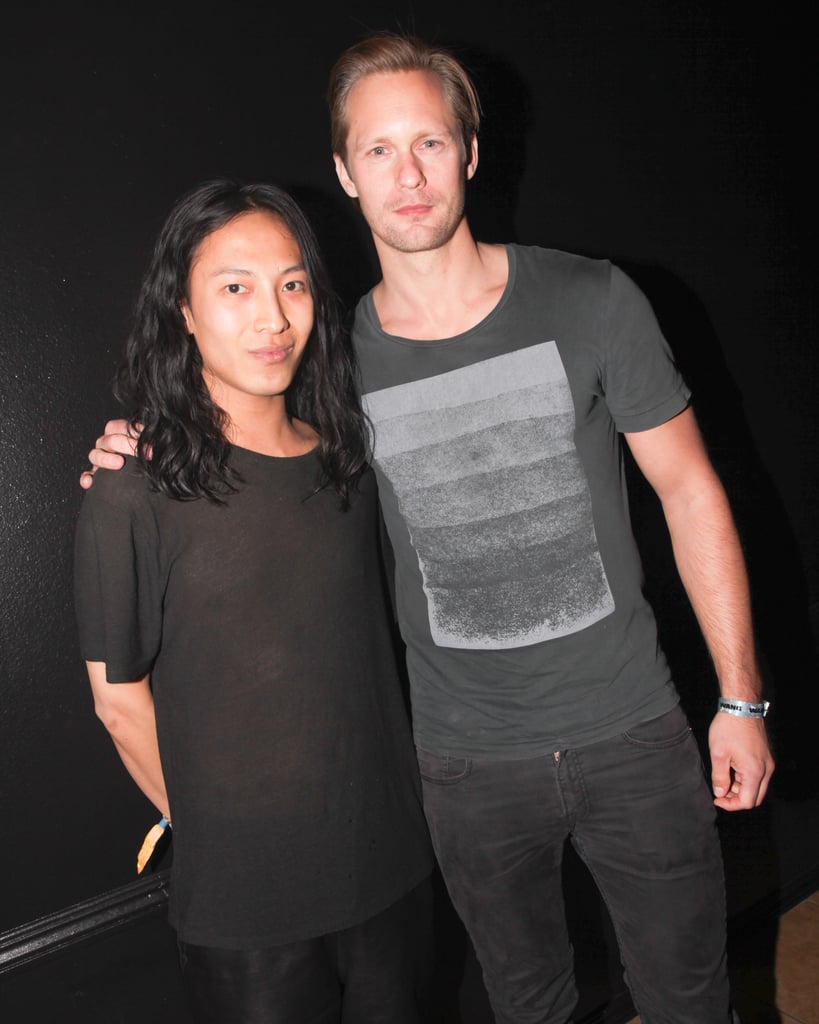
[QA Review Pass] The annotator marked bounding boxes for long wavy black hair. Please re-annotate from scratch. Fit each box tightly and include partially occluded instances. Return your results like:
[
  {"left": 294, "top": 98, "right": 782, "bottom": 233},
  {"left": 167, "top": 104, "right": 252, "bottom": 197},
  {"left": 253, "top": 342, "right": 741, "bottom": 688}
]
[{"left": 115, "top": 178, "right": 370, "bottom": 507}]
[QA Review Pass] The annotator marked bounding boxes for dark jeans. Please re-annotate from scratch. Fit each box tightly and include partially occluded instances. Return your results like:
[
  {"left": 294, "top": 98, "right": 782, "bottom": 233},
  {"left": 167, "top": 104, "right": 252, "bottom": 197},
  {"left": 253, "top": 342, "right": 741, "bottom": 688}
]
[
  {"left": 177, "top": 880, "right": 432, "bottom": 1024},
  {"left": 418, "top": 705, "right": 732, "bottom": 1024}
]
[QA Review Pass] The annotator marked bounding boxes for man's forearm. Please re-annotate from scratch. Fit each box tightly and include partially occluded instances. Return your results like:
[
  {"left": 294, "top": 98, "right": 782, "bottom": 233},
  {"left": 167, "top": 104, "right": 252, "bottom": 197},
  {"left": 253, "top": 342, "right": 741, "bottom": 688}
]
[
  {"left": 662, "top": 482, "right": 762, "bottom": 700},
  {"left": 86, "top": 662, "right": 170, "bottom": 818},
  {"left": 664, "top": 474, "right": 774, "bottom": 807}
]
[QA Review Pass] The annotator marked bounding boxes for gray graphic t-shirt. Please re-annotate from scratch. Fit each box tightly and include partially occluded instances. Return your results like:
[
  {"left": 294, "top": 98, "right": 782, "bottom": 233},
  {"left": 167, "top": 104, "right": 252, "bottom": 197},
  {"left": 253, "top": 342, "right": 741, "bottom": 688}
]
[
  {"left": 364, "top": 342, "right": 614, "bottom": 649},
  {"left": 354, "top": 245, "right": 689, "bottom": 757}
]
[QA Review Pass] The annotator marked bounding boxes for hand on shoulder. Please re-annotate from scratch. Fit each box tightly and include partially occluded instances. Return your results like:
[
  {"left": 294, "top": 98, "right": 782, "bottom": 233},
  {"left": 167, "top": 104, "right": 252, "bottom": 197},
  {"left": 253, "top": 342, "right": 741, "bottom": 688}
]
[{"left": 80, "top": 420, "right": 143, "bottom": 489}]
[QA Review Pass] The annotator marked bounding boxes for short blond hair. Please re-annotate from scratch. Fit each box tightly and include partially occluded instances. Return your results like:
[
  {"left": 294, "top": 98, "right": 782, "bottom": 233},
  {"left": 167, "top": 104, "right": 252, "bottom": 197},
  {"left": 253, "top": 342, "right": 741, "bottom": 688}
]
[{"left": 327, "top": 32, "right": 481, "bottom": 163}]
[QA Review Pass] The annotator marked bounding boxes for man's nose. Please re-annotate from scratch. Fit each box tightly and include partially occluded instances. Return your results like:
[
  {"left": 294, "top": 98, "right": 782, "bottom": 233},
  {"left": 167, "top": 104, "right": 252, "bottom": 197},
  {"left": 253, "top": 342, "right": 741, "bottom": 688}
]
[
  {"left": 397, "top": 151, "right": 425, "bottom": 189},
  {"left": 255, "top": 293, "right": 289, "bottom": 333}
]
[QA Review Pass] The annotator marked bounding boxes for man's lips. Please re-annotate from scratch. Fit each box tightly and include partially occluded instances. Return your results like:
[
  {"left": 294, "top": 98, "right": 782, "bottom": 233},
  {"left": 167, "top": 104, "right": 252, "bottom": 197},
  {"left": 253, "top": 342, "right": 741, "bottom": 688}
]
[
  {"left": 395, "top": 203, "right": 433, "bottom": 216},
  {"left": 249, "top": 344, "right": 293, "bottom": 363}
]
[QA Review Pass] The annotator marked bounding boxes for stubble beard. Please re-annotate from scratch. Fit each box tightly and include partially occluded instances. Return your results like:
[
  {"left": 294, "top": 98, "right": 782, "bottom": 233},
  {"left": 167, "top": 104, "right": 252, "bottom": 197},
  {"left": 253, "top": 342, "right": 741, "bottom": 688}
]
[{"left": 368, "top": 191, "right": 467, "bottom": 256}]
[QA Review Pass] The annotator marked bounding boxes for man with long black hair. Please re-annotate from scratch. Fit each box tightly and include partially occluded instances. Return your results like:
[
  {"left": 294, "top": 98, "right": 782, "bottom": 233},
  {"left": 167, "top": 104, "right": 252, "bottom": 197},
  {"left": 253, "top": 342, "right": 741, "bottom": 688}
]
[{"left": 74, "top": 178, "right": 432, "bottom": 1024}]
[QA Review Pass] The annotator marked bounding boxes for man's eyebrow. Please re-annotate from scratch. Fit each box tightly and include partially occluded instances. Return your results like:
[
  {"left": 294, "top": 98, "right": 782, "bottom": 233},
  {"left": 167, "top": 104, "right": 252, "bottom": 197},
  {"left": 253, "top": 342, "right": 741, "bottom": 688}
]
[
  {"left": 209, "top": 265, "right": 255, "bottom": 277},
  {"left": 208, "top": 263, "right": 306, "bottom": 277}
]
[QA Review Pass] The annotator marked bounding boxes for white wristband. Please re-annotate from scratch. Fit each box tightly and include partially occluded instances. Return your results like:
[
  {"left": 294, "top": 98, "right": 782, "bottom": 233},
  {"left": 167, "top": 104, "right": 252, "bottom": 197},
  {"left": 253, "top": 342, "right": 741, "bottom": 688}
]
[{"left": 717, "top": 698, "right": 770, "bottom": 718}]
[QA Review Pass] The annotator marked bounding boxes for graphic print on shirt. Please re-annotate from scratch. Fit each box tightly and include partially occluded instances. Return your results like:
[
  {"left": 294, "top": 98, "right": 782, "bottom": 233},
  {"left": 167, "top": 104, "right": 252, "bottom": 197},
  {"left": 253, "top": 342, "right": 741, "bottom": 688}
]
[{"left": 363, "top": 341, "right": 614, "bottom": 649}]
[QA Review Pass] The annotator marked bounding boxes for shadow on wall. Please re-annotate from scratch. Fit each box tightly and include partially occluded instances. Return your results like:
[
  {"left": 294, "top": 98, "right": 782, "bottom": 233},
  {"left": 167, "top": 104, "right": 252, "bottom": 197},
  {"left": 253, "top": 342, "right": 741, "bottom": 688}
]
[{"left": 622, "top": 260, "right": 818, "bottom": 801}]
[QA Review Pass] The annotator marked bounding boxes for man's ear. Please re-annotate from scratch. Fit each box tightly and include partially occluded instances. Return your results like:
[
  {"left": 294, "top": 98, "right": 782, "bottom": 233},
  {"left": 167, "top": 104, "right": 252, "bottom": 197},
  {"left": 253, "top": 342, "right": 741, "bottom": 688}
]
[
  {"left": 180, "top": 302, "right": 194, "bottom": 335},
  {"left": 333, "top": 153, "right": 359, "bottom": 199},
  {"left": 466, "top": 134, "right": 479, "bottom": 181}
]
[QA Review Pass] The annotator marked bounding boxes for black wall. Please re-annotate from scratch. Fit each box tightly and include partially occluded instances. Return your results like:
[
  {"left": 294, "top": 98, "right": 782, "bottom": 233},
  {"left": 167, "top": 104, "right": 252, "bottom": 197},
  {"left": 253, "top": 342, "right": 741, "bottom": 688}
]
[{"left": 1, "top": 1, "right": 815, "bottom": 937}]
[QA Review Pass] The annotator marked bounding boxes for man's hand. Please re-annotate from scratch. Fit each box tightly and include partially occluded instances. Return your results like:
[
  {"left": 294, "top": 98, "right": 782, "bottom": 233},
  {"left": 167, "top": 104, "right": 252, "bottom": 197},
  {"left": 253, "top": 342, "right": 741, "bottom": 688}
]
[
  {"left": 708, "top": 711, "right": 774, "bottom": 810},
  {"left": 79, "top": 420, "right": 142, "bottom": 489}
]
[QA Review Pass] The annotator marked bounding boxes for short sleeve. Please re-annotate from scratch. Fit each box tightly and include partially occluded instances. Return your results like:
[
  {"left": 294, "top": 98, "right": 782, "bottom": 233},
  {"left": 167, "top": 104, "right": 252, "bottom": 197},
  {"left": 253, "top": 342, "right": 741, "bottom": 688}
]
[
  {"left": 73, "top": 463, "right": 164, "bottom": 682},
  {"left": 602, "top": 265, "right": 691, "bottom": 433}
]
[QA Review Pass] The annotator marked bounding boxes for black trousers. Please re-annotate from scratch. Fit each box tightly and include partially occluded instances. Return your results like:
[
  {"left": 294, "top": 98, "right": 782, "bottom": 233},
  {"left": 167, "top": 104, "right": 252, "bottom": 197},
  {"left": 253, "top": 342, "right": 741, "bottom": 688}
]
[
  {"left": 418, "top": 705, "right": 733, "bottom": 1024},
  {"left": 177, "top": 880, "right": 432, "bottom": 1024}
]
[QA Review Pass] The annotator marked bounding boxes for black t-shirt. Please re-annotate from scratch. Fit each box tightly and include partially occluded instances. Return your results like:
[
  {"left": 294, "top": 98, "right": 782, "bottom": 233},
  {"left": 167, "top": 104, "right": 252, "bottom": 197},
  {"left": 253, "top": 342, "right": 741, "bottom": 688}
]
[{"left": 74, "top": 447, "right": 432, "bottom": 948}]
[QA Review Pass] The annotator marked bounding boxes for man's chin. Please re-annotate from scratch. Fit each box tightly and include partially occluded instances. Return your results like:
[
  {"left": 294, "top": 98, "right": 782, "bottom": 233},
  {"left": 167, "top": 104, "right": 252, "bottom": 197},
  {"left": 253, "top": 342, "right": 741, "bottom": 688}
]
[{"left": 377, "top": 219, "right": 463, "bottom": 256}]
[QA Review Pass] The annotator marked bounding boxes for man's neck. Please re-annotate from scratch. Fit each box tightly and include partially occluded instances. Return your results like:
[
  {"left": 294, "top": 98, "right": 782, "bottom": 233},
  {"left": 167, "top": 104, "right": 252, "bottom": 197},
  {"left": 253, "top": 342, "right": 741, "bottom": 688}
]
[
  {"left": 213, "top": 391, "right": 319, "bottom": 458},
  {"left": 231, "top": 416, "right": 318, "bottom": 458},
  {"left": 371, "top": 223, "right": 508, "bottom": 341}
]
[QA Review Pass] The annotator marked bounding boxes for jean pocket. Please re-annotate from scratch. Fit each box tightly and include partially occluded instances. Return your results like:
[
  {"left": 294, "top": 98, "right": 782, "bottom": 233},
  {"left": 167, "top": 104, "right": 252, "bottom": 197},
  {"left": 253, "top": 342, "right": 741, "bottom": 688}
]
[
  {"left": 622, "top": 705, "right": 692, "bottom": 749},
  {"left": 416, "top": 747, "right": 473, "bottom": 784}
]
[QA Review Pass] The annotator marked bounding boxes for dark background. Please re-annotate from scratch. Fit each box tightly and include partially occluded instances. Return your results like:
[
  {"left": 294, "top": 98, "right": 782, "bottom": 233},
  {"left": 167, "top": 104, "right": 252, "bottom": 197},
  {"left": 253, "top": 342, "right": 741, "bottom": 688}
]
[{"left": 1, "top": 0, "right": 816, "bottom": 1004}]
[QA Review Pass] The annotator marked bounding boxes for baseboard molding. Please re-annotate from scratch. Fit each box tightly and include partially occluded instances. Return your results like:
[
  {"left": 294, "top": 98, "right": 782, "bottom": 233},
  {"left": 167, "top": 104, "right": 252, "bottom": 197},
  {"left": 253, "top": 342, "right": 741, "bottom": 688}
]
[
  {"left": 728, "top": 860, "right": 819, "bottom": 933},
  {"left": 0, "top": 870, "right": 170, "bottom": 975}
]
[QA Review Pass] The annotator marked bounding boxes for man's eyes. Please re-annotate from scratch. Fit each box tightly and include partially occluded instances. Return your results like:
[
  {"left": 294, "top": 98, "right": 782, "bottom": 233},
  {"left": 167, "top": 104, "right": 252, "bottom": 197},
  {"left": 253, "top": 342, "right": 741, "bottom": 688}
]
[
  {"left": 222, "top": 281, "right": 306, "bottom": 294},
  {"left": 369, "top": 140, "right": 440, "bottom": 156}
]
